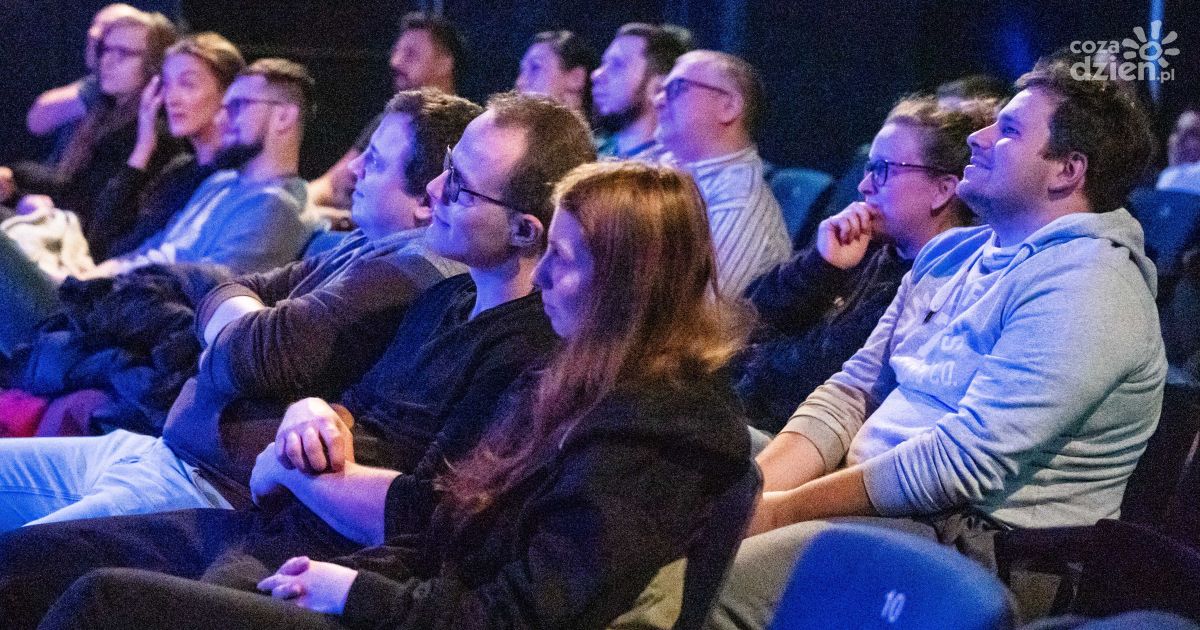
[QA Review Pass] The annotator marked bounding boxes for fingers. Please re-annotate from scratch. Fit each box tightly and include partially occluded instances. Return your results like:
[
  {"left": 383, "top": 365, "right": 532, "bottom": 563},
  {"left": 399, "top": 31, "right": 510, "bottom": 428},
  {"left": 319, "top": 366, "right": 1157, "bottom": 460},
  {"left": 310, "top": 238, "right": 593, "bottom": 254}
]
[
  {"left": 283, "top": 431, "right": 306, "bottom": 471},
  {"left": 301, "top": 426, "right": 328, "bottom": 472},
  {"left": 322, "top": 420, "right": 347, "bottom": 472},
  {"left": 280, "top": 556, "right": 311, "bottom": 575}
]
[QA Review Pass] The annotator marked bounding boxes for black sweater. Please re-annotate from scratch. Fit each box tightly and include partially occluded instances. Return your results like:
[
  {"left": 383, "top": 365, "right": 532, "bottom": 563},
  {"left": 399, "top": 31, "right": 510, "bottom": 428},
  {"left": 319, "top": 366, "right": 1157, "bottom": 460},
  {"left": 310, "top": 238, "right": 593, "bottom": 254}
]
[
  {"left": 94, "top": 154, "right": 218, "bottom": 260},
  {"left": 336, "top": 374, "right": 752, "bottom": 630},
  {"left": 736, "top": 244, "right": 912, "bottom": 432}
]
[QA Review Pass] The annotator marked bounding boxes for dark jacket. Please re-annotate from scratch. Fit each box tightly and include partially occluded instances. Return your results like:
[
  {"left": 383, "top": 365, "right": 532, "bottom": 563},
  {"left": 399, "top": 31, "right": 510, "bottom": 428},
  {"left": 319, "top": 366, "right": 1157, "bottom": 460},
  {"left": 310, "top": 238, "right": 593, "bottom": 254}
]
[
  {"left": 93, "top": 154, "right": 218, "bottom": 260},
  {"left": 335, "top": 374, "right": 752, "bottom": 630},
  {"left": 4, "top": 263, "right": 233, "bottom": 435},
  {"left": 10, "top": 116, "right": 178, "bottom": 238},
  {"left": 736, "top": 244, "right": 912, "bottom": 432}
]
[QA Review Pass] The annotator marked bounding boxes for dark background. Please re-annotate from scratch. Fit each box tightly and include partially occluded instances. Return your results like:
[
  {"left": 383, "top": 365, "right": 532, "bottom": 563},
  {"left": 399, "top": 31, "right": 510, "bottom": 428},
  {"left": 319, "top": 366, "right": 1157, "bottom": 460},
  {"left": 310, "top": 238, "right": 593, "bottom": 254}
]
[{"left": 2, "top": 0, "right": 1196, "bottom": 179}]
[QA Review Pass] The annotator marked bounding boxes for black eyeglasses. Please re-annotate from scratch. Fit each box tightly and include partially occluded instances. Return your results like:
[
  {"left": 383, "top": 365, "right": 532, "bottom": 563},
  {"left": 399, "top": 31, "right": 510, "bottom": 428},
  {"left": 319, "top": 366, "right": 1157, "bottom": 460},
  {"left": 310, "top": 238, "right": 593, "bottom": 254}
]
[
  {"left": 660, "top": 77, "right": 733, "bottom": 102},
  {"left": 221, "top": 97, "right": 287, "bottom": 119},
  {"left": 98, "top": 43, "right": 146, "bottom": 61},
  {"left": 442, "top": 147, "right": 518, "bottom": 212},
  {"left": 863, "top": 159, "right": 957, "bottom": 188}
]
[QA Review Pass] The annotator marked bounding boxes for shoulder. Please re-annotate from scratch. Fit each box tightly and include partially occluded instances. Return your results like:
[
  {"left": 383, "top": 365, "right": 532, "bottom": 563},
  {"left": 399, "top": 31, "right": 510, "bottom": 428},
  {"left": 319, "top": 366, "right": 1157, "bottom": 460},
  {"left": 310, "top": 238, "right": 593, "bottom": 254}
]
[{"left": 911, "top": 224, "right": 994, "bottom": 280}]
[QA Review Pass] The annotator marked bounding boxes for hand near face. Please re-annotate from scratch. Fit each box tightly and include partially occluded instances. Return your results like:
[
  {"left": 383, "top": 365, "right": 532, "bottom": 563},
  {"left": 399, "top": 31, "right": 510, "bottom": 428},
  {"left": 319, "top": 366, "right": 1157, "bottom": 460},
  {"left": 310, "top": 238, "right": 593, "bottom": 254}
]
[
  {"left": 275, "top": 397, "right": 355, "bottom": 474},
  {"left": 257, "top": 556, "right": 357, "bottom": 615},
  {"left": 815, "top": 202, "right": 881, "bottom": 270}
]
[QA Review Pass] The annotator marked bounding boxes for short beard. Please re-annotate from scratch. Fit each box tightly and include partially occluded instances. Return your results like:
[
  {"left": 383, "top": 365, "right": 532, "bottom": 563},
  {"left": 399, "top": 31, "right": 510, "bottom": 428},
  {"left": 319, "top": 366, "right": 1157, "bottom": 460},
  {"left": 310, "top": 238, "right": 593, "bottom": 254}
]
[
  {"left": 594, "top": 71, "right": 652, "bottom": 134},
  {"left": 212, "top": 141, "right": 264, "bottom": 171}
]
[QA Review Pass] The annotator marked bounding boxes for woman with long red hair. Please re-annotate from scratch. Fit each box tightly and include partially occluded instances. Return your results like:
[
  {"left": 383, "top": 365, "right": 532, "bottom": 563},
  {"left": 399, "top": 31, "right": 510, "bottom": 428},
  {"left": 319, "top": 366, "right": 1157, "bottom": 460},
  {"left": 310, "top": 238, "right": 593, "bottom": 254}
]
[{"left": 37, "top": 160, "right": 753, "bottom": 629}]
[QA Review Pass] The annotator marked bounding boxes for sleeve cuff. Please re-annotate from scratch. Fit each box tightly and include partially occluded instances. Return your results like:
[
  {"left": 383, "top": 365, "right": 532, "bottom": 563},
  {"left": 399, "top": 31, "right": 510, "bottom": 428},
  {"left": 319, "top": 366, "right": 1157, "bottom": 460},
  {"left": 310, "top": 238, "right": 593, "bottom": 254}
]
[
  {"left": 781, "top": 413, "right": 848, "bottom": 474},
  {"left": 859, "top": 450, "right": 918, "bottom": 517},
  {"left": 195, "top": 282, "right": 260, "bottom": 341},
  {"left": 342, "top": 570, "right": 405, "bottom": 627}
]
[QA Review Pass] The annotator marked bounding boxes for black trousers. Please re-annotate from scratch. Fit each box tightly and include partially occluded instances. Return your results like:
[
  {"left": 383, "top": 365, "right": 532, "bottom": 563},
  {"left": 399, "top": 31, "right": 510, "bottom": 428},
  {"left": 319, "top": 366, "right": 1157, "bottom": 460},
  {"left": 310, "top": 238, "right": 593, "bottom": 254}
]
[
  {"left": 39, "top": 567, "right": 348, "bottom": 630},
  {"left": 0, "top": 502, "right": 360, "bottom": 629}
]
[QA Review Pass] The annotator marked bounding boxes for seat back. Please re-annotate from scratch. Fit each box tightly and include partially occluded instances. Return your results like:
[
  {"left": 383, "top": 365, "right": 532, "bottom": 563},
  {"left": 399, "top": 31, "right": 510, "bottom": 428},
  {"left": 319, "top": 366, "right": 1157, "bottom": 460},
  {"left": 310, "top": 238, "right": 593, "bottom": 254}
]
[
  {"left": 1127, "top": 187, "right": 1200, "bottom": 276},
  {"left": 673, "top": 463, "right": 762, "bottom": 630},
  {"left": 770, "top": 524, "right": 1013, "bottom": 630},
  {"left": 768, "top": 167, "right": 834, "bottom": 246},
  {"left": 1121, "top": 382, "right": 1200, "bottom": 525}
]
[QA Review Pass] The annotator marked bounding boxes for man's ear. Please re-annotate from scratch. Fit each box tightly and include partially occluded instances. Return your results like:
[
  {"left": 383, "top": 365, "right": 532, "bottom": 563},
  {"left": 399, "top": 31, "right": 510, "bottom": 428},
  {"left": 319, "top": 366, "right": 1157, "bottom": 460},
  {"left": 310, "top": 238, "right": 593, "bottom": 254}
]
[
  {"left": 644, "top": 73, "right": 666, "bottom": 103},
  {"left": 412, "top": 193, "right": 433, "bottom": 227},
  {"left": 510, "top": 213, "right": 545, "bottom": 249},
  {"left": 271, "top": 103, "right": 301, "bottom": 135},
  {"left": 930, "top": 174, "right": 959, "bottom": 215},
  {"left": 434, "top": 53, "right": 454, "bottom": 84},
  {"left": 1049, "top": 150, "right": 1087, "bottom": 197},
  {"left": 718, "top": 90, "right": 745, "bottom": 127}
]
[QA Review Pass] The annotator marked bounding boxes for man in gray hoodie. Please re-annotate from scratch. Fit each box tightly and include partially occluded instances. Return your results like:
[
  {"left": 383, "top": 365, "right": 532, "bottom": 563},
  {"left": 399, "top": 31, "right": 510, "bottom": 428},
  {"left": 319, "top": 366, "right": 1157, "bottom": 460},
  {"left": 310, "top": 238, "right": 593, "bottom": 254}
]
[{"left": 707, "top": 56, "right": 1166, "bottom": 630}]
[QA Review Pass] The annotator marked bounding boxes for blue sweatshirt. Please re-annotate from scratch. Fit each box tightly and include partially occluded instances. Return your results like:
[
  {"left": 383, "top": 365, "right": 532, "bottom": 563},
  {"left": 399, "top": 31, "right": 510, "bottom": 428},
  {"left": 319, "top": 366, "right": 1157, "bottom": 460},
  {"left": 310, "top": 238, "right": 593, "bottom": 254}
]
[{"left": 783, "top": 208, "right": 1167, "bottom": 528}]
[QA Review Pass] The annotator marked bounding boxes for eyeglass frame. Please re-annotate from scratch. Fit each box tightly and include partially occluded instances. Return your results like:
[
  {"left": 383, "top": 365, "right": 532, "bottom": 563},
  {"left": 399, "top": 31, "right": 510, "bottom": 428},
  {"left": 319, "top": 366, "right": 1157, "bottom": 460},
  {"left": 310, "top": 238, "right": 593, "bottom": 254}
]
[
  {"left": 220, "top": 97, "right": 289, "bottom": 119},
  {"left": 441, "top": 146, "right": 521, "bottom": 213},
  {"left": 659, "top": 77, "right": 734, "bottom": 102},
  {"left": 97, "top": 43, "right": 147, "bottom": 61},
  {"left": 863, "top": 158, "right": 957, "bottom": 188}
]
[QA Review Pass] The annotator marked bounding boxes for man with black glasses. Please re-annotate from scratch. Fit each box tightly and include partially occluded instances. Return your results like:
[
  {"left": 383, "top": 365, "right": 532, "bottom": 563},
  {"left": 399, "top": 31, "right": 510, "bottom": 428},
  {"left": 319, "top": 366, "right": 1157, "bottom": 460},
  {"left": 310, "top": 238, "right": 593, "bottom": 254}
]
[{"left": 653, "top": 50, "right": 789, "bottom": 296}]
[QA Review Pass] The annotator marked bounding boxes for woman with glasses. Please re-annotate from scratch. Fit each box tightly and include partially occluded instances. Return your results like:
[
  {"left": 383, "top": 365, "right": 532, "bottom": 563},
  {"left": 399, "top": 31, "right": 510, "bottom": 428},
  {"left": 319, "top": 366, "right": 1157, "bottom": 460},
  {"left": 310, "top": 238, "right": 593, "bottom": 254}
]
[
  {"left": 0, "top": 11, "right": 178, "bottom": 236},
  {"left": 735, "top": 95, "right": 998, "bottom": 438},
  {"left": 88, "top": 32, "right": 245, "bottom": 261},
  {"left": 36, "top": 160, "right": 753, "bottom": 630}
]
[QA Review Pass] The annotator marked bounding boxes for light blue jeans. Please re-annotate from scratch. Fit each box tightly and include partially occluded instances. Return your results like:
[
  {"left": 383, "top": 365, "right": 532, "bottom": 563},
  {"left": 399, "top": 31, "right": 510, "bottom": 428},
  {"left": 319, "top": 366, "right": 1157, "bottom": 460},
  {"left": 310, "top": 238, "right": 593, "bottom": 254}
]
[{"left": 0, "top": 430, "right": 232, "bottom": 532}]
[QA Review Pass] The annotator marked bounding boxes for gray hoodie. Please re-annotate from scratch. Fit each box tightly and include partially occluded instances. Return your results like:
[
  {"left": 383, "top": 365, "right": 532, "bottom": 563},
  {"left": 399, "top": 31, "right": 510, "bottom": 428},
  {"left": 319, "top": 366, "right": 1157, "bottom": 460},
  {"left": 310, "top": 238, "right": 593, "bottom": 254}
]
[{"left": 783, "top": 208, "right": 1167, "bottom": 528}]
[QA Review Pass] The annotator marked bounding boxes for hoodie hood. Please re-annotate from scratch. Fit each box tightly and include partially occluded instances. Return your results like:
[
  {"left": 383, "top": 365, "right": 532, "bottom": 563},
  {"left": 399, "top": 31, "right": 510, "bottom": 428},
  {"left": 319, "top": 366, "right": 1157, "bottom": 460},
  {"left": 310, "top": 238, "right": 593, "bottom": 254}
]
[{"left": 981, "top": 207, "right": 1157, "bottom": 296}]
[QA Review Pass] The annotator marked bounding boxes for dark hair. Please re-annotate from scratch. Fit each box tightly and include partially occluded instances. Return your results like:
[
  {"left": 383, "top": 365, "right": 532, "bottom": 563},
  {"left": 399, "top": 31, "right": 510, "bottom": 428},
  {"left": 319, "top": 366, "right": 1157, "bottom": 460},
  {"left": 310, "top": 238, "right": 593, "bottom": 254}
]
[
  {"left": 936, "top": 74, "right": 1012, "bottom": 103},
  {"left": 165, "top": 32, "right": 245, "bottom": 89},
  {"left": 615, "top": 22, "right": 691, "bottom": 76},
  {"left": 886, "top": 95, "right": 998, "bottom": 222},
  {"left": 531, "top": 30, "right": 599, "bottom": 110},
  {"left": 439, "top": 161, "right": 749, "bottom": 526},
  {"left": 485, "top": 91, "right": 597, "bottom": 245},
  {"left": 1016, "top": 54, "right": 1155, "bottom": 213},
  {"left": 400, "top": 11, "right": 465, "bottom": 80},
  {"left": 239, "top": 58, "right": 316, "bottom": 120},
  {"left": 701, "top": 50, "right": 766, "bottom": 138},
  {"left": 384, "top": 88, "right": 483, "bottom": 197}
]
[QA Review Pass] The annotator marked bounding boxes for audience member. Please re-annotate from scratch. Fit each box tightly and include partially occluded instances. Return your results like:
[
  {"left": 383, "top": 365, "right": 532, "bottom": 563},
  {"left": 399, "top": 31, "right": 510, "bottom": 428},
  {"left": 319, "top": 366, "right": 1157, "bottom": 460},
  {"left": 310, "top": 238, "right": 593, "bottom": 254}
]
[
  {"left": 307, "top": 12, "right": 464, "bottom": 211},
  {"left": 654, "top": 49, "right": 789, "bottom": 296},
  {"left": 707, "top": 55, "right": 1166, "bottom": 630},
  {"left": 89, "top": 32, "right": 246, "bottom": 261},
  {"left": 24, "top": 3, "right": 142, "bottom": 141},
  {"left": 0, "top": 93, "right": 591, "bottom": 557},
  {"left": 516, "top": 30, "right": 598, "bottom": 117},
  {"left": 737, "top": 96, "right": 994, "bottom": 435},
  {"left": 592, "top": 22, "right": 689, "bottom": 160},
  {"left": 1156, "top": 107, "right": 1200, "bottom": 196},
  {"left": 0, "top": 11, "right": 179, "bottom": 225}
]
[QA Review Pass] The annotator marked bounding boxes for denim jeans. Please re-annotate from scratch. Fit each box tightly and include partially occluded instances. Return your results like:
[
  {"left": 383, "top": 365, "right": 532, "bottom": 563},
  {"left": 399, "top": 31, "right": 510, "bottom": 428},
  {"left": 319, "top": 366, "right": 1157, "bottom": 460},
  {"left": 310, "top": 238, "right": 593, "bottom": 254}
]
[{"left": 0, "top": 430, "right": 231, "bottom": 532}]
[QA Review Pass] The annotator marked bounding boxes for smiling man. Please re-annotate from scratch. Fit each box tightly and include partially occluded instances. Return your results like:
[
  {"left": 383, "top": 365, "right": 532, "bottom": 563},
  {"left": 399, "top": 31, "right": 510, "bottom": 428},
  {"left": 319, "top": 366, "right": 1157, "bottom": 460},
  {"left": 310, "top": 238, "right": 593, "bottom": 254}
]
[{"left": 707, "top": 55, "right": 1167, "bottom": 630}]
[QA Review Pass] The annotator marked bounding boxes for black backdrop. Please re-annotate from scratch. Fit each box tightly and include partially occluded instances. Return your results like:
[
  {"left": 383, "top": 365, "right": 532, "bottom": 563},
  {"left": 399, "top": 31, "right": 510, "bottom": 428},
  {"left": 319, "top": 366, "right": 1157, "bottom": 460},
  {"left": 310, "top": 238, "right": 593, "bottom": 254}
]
[{"left": 2, "top": 0, "right": 1197, "bottom": 179}]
